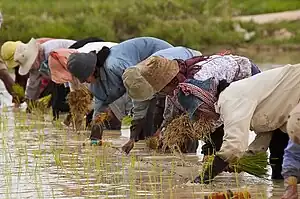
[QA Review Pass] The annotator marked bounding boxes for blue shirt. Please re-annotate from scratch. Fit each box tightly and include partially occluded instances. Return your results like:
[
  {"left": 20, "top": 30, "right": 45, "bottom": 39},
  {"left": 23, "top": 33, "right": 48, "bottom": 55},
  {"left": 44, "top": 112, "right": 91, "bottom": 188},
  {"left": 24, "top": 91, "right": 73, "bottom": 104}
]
[
  {"left": 151, "top": 46, "right": 200, "bottom": 60},
  {"left": 92, "top": 45, "right": 201, "bottom": 119},
  {"left": 90, "top": 37, "right": 173, "bottom": 117}
]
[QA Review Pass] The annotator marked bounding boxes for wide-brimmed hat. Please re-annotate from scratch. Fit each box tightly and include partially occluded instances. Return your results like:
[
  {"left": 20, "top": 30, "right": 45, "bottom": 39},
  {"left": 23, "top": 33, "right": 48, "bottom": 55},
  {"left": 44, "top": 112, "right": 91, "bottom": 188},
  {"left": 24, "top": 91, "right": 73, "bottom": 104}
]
[
  {"left": 14, "top": 38, "right": 39, "bottom": 75},
  {"left": 0, "top": 41, "right": 23, "bottom": 68},
  {"left": 122, "top": 56, "right": 179, "bottom": 101}
]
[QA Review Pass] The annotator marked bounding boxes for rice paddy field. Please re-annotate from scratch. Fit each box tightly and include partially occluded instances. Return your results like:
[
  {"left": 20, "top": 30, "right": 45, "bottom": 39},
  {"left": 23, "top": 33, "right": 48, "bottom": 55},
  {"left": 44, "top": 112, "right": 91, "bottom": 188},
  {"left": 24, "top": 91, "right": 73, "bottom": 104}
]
[{"left": 1, "top": 52, "right": 300, "bottom": 199}]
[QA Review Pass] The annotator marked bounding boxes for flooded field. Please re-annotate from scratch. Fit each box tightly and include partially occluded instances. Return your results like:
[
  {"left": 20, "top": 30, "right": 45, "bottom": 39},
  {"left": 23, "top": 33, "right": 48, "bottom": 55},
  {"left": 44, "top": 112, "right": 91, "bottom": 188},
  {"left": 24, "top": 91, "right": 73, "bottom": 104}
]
[{"left": 1, "top": 52, "right": 300, "bottom": 199}]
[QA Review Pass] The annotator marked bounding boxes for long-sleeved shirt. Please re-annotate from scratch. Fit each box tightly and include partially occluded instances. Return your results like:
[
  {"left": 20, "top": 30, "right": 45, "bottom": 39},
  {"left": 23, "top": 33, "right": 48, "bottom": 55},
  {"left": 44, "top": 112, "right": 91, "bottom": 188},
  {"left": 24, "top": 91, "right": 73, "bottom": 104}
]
[
  {"left": 161, "top": 55, "right": 255, "bottom": 129},
  {"left": 92, "top": 44, "right": 201, "bottom": 120},
  {"left": 26, "top": 39, "right": 76, "bottom": 100},
  {"left": 216, "top": 63, "right": 300, "bottom": 162},
  {"left": 282, "top": 140, "right": 300, "bottom": 179},
  {"left": 91, "top": 37, "right": 173, "bottom": 118}
]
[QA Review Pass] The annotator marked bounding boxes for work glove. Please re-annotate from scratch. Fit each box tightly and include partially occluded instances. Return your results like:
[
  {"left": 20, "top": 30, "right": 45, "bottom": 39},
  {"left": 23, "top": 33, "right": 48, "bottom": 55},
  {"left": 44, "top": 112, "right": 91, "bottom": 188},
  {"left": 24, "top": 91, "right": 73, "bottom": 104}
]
[
  {"left": 193, "top": 155, "right": 229, "bottom": 184},
  {"left": 122, "top": 118, "right": 145, "bottom": 154},
  {"left": 281, "top": 176, "right": 298, "bottom": 199}
]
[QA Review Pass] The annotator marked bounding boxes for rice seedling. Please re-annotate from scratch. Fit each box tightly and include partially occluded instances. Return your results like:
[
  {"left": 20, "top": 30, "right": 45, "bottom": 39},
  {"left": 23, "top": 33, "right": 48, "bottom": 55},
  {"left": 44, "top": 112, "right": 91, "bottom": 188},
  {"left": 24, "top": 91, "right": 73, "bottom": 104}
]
[
  {"left": 12, "top": 84, "right": 25, "bottom": 104},
  {"left": 67, "top": 87, "right": 92, "bottom": 131},
  {"left": 161, "top": 114, "right": 212, "bottom": 153},
  {"left": 145, "top": 136, "right": 159, "bottom": 150},
  {"left": 122, "top": 115, "right": 133, "bottom": 126},
  {"left": 201, "top": 152, "right": 269, "bottom": 182}
]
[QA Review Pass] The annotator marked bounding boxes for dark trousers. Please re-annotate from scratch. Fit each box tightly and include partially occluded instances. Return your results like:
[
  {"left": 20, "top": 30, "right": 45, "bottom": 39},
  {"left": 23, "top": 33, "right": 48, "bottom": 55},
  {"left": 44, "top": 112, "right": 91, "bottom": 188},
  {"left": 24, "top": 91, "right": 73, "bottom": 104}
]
[
  {"left": 202, "top": 127, "right": 289, "bottom": 179},
  {"left": 269, "top": 129, "right": 289, "bottom": 179},
  {"left": 51, "top": 83, "right": 70, "bottom": 120}
]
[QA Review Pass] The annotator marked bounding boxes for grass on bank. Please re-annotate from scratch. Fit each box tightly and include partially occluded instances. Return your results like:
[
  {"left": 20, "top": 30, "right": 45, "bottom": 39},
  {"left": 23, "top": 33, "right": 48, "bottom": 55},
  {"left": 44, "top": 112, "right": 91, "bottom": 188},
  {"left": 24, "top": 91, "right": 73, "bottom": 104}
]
[{"left": 0, "top": 0, "right": 300, "bottom": 49}]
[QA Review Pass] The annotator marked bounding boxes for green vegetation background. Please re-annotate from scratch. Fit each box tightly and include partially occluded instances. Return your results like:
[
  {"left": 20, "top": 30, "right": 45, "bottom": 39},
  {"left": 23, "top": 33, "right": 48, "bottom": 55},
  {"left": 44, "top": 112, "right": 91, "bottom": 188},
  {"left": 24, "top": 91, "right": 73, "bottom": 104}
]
[{"left": 1, "top": 0, "right": 300, "bottom": 50}]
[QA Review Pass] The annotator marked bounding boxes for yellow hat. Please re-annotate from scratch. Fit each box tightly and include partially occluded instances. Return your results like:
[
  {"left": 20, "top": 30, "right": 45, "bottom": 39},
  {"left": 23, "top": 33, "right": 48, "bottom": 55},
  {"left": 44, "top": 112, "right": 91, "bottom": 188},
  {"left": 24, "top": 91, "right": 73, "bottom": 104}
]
[{"left": 0, "top": 41, "right": 23, "bottom": 68}]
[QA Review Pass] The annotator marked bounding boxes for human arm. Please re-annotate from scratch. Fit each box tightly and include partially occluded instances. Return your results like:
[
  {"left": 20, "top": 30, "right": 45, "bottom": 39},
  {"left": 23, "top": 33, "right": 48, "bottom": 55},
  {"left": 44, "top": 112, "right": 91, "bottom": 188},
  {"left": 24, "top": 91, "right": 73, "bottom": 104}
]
[
  {"left": 217, "top": 97, "right": 257, "bottom": 162},
  {"left": 0, "top": 68, "right": 14, "bottom": 96},
  {"left": 121, "top": 98, "right": 152, "bottom": 154},
  {"left": 194, "top": 96, "right": 257, "bottom": 184},
  {"left": 25, "top": 69, "right": 42, "bottom": 100}
]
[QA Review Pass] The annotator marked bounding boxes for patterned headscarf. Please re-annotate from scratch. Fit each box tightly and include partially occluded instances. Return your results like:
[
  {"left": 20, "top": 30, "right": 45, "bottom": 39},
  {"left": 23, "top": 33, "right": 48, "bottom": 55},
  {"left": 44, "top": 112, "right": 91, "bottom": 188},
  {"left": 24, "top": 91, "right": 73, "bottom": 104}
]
[
  {"left": 174, "top": 56, "right": 210, "bottom": 83},
  {"left": 171, "top": 78, "right": 219, "bottom": 121}
]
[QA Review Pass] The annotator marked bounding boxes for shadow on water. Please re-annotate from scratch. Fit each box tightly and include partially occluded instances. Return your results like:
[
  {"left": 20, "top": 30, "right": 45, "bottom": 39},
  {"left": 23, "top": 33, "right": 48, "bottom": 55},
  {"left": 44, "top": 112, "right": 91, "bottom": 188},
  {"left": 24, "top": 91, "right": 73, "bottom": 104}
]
[{"left": 0, "top": 52, "right": 299, "bottom": 199}]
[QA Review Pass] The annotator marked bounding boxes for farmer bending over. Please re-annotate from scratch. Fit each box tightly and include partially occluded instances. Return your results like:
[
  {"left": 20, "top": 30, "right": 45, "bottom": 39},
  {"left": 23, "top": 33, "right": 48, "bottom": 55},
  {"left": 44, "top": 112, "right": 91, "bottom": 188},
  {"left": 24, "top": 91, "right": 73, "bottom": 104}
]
[
  {"left": 66, "top": 37, "right": 201, "bottom": 150},
  {"left": 48, "top": 41, "right": 132, "bottom": 130},
  {"left": 191, "top": 63, "right": 300, "bottom": 184},
  {"left": 1, "top": 38, "right": 53, "bottom": 106},
  {"left": 12, "top": 38, "right": 75, "bottom": 114},
  {"left": 123, "top": 54, "right": 289, "bottom": 179}
]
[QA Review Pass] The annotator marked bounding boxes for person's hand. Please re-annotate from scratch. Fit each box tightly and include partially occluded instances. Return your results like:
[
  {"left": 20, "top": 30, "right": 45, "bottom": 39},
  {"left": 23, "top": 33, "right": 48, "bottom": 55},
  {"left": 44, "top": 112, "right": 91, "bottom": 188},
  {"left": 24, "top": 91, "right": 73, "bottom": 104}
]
[
  {"left": 281, "top": 185, "right": 298, "bottom": 199},
  {"left": 122, "top": 139, "right": 135, "bottom": 154},
  {"left": 282, "top": 177, "right": 298, "bottom": 199},
  {"left": 193, "top": 155, "right": 229, "bottom": 184},
  {"left": 202, "top": 155, "right": 209, "bottom": 162},
  {"left": 153, "top": 129, "right": 162, "bottom": 138}
]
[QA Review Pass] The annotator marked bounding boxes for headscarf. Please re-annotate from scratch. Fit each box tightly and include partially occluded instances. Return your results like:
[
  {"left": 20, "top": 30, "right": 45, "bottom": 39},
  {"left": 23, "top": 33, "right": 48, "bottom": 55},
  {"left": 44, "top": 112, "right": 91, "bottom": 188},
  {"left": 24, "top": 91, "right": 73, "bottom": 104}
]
[
  {"left": 174, "top": 56, "right": 210, "bottom": 83},
  {"left": 48, "top": 48, "right": 78, "bottom": 84},
  {"left": 172, "top": 78, "right": 219, "bottom": 121}
]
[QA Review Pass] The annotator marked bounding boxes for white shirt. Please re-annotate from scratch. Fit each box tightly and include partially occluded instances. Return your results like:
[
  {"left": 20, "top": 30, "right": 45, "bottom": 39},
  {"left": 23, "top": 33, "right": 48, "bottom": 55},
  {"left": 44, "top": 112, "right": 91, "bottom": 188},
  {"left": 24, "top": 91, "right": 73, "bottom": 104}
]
[
  {"left": 217, "top": 63, "right": 300, "bottom": 161},
  {"left": 76, "top": 42, "right": 118, "bottom": 53}
]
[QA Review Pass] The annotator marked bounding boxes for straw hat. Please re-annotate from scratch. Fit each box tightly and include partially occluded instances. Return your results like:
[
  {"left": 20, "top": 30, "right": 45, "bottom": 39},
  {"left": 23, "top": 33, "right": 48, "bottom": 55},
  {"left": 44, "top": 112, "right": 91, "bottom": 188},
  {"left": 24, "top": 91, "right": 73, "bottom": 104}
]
[
  {"left": 0, "top": 41, "right": 23, "bottom": 68},
  {"left": 14, "top": 38, "right": 39, "bottom": 75},
  {"left": 122, "top": 56, "right": 179, "bottom": 101}
]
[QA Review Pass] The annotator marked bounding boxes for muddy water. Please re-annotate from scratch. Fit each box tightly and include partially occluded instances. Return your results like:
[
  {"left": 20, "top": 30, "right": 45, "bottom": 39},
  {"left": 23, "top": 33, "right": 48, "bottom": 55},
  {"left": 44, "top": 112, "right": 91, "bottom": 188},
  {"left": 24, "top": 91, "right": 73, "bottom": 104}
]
[{"left": 1, "top": 54, "right": 300, "bottom": 199}]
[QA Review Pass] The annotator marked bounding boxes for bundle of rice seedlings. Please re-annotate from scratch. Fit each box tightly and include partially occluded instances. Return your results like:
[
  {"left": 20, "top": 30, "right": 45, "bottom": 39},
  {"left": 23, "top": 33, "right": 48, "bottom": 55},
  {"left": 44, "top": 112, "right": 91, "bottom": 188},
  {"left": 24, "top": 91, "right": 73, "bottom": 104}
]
[
  {"left": 232, "top": 152, "right": 269, "bottom": 178},
  {"left": 26, "top": 94, "right": 52, "bottom": 113},
  {"left": 93, "top": 112, "right": 109, "bottom": 125},
  {"left": 204, "top": 152, "right": 268, "bottom": 178},
  {"left": 37, "top": 94, "right": 52, "bottom": 107},
  {"left": 67, "top": 86, "right": 92, "bottom": 115},
  {"left": 12, "top": 84, "right": 25, "bottom": 103},
  {"left": 145, "top": 136, "right": 159, "bottom": 150},
  {"left": 161, "top": 114, "right": 212, "bottom": 152},
  {"left": 67, "top": 86, "right": 92, "bottom": 130},
  {"left": 122, "top": 115, "right": 133, "bottom": 126}
]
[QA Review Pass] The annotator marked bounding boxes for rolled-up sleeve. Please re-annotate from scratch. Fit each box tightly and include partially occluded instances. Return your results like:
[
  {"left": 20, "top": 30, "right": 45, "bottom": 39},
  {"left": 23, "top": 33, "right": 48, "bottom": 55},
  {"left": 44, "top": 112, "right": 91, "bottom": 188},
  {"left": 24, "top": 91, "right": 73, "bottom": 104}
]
[{"left": 282, "top": 140, "right": 300, "bottom": 179}]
